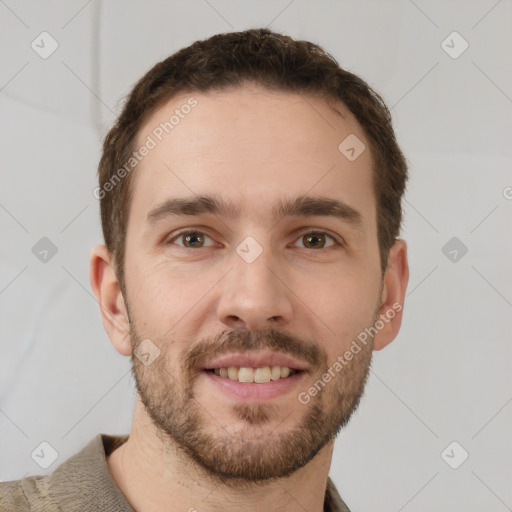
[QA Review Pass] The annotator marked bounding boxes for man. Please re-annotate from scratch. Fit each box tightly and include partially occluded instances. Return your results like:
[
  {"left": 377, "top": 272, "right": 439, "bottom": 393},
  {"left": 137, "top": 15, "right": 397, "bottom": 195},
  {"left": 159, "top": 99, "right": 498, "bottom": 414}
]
[{"left": 1, "top": 28, "right": 409, "bottom": 511}]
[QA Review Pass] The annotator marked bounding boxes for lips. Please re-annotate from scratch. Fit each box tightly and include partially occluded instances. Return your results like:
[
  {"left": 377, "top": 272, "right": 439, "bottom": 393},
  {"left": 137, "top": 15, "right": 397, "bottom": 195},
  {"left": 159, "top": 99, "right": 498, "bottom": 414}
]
[
  {"left": 201, "top": 350, "right": 310, "bottom": 372},
  {"left": 202, "top": 367, "right": 307, "bottom": 401}
]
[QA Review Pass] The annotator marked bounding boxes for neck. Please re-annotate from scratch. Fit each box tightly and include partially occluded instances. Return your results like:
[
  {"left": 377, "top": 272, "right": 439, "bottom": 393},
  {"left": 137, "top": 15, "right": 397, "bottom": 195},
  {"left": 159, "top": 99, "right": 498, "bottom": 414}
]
[{"left": 107, "top": 400, "right": 334, "bottom": 512}]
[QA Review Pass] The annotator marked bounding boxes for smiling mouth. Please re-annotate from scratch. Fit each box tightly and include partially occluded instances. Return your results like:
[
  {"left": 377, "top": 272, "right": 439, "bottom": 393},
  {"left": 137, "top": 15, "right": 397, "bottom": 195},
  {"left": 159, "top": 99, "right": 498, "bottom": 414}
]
[{"left": 204, "top": 366, "right": 302, "bottom": 384}]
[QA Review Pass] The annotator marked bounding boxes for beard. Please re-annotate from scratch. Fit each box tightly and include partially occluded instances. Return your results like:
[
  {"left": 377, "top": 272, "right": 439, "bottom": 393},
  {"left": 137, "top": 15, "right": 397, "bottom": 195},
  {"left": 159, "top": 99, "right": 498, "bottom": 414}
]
[{"left": 128, "top": 314, "right": 375, "bottom": 485}]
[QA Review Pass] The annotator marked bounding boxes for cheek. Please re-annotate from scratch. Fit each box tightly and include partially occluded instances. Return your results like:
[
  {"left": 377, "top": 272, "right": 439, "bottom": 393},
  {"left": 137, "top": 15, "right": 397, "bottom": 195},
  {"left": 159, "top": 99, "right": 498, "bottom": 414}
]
[
  {"left": 315, "top": 276, "right": 380, "bottom": 362},
  {"left": 125, "top": 261, "right": 174, "bottom": 333},
  {"left": 127, "top": 259, "right": 219, "bottom": 339}
]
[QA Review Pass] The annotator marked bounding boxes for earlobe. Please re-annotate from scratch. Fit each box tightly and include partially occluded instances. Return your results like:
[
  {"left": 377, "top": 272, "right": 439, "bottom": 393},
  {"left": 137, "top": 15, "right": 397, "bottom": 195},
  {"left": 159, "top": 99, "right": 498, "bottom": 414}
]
[
  {"left": 89, "top": 245, "right": 132, "bottom": 356},
  {"left": 373, "top": 239, "right": 409, "bottom": 351}
]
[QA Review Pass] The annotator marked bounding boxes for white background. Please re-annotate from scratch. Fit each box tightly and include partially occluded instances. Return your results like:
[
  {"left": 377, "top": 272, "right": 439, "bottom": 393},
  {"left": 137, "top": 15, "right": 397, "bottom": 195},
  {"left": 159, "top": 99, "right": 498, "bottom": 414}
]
[{"left": 1, "top": 1, "right": 511, "bottom": 510}]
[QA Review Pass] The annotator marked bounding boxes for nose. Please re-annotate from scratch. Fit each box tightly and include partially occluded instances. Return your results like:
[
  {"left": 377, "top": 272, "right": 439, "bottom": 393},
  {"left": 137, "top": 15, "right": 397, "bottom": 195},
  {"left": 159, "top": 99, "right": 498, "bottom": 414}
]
[{"left": 216, "top": 248, "right": 294, "bottom": 331}]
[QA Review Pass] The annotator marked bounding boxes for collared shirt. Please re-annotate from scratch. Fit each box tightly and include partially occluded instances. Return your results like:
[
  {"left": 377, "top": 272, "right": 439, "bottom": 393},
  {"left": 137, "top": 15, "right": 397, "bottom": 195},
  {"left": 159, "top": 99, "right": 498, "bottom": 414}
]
[{"left": 0, "top": 434, "right": 351, "bottom": 511}]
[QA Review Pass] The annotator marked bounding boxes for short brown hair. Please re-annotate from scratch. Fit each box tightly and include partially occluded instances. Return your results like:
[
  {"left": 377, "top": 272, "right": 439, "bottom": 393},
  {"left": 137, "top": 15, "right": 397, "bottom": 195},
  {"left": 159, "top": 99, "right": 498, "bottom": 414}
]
[{"left": 97, "top": 28, "right": 408, "bottom": 291}]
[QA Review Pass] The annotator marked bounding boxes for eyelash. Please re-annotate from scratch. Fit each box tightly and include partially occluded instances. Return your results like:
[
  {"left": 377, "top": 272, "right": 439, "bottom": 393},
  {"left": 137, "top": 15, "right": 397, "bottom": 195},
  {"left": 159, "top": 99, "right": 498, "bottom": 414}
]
[{"left": 165, "top": 229, "right": 343, "bottom": 250}]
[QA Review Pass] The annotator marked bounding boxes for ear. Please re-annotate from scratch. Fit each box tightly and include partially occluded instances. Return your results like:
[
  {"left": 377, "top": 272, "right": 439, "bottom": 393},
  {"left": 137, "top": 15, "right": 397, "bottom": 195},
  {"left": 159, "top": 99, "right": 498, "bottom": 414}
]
[
  {"left": 373, "top": 238, "right": 409, "bottom": 351},
  {"left": 89, "top": 245, "right": 132, "bottom": 356}
]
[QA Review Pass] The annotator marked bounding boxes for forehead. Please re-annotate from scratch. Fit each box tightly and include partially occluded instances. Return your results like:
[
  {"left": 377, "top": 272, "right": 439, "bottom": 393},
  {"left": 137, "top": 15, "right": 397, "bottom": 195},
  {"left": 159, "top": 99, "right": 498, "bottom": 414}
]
[
  {"left": 129, "top": 85, "right": 375, "bottom": 228},
  {"left": 135, "top": 85, "right": 366, "bottom": 161}
]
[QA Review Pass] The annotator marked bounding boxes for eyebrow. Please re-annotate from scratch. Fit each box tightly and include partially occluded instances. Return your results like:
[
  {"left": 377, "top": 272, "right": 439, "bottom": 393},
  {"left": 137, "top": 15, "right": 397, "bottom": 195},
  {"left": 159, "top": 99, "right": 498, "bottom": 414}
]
[{"left": 146, "top": 194, "right": 364, "bottom": 229}]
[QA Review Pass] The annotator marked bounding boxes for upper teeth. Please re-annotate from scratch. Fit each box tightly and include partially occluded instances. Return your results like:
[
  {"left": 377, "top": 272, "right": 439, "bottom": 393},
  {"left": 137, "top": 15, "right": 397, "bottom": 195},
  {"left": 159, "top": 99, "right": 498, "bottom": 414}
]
[{"left": 212, "top": 366, "right": 295, "bottom": 383}]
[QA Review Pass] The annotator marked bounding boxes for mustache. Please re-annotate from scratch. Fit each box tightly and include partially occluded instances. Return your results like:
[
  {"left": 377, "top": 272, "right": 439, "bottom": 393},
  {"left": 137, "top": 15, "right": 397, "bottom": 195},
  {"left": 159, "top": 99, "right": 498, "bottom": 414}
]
[{"left": 183, "top": 327, "right": 327, "bottom": 373}]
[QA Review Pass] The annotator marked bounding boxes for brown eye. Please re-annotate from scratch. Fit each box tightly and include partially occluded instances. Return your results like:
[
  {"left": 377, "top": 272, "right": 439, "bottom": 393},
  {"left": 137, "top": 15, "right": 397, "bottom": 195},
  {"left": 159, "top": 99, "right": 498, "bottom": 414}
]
[
  {"left": 182, "top": 232, "right": 204, "bottom": 248},
  {"left": 168, "top": 231, "right": 214, "bottom": 248},
  {"left": 296, "top": 231, "right": 338, "bottom": 249}
]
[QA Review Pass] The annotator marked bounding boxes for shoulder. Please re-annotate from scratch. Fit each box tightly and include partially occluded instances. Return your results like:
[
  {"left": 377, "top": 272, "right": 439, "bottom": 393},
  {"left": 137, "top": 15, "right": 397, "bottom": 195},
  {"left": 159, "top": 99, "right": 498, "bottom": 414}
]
[
  {"left": 0, "top": 474, "right": 59, "bottom": 511},
  {"left": 1, "top": 434, "right": 132, "bottom": 512}
]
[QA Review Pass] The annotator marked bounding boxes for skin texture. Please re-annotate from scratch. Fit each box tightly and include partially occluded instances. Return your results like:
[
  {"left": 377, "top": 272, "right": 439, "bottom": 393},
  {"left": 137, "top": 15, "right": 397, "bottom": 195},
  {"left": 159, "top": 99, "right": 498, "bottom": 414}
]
[{"left": 90, "top": 84, "right": 409, "bottom": 512}]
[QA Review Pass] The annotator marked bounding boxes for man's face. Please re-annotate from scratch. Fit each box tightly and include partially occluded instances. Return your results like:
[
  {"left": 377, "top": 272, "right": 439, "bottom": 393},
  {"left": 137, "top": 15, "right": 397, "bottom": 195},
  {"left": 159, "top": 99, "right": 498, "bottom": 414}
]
[{"left": 123, "top": 85, "right": 383, "bottom": 482}]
